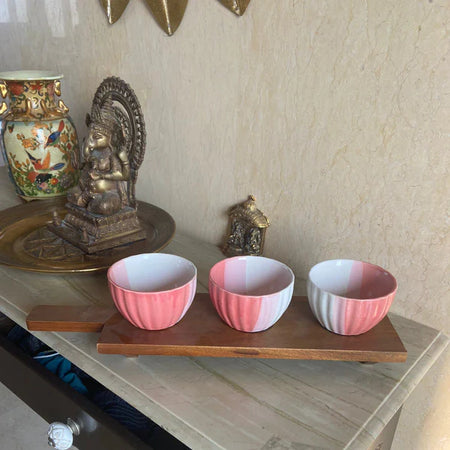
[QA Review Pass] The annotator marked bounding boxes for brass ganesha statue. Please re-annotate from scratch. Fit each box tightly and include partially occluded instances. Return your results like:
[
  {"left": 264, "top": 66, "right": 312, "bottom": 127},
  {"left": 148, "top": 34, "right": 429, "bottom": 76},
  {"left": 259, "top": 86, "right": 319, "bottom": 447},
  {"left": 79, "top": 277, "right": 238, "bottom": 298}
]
[
  {"left": 68, "top": 99, "right": 131, "bottom": 216},
  {"left": 49, "top": 77, "right": 147, "bottom": 253}
]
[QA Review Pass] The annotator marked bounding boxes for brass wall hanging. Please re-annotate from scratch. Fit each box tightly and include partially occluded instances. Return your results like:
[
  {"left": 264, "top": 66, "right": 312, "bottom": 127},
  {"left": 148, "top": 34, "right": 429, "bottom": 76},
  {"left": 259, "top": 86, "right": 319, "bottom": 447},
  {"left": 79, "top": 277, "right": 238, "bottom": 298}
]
[
  {"left": 222, "top": 195, "right": 269, "bottom": 257},
  {"left": 218, "top": 0, "right": 251, "bottom": 16},
  {"left": 100, "top": 0, "right": 130, "bottom": 24},
  {"left": 99, "top": 0, "right": 251, "bottom": 35},
  {"left": 145, "top": 0, "right": 188, "bottom": 36}
]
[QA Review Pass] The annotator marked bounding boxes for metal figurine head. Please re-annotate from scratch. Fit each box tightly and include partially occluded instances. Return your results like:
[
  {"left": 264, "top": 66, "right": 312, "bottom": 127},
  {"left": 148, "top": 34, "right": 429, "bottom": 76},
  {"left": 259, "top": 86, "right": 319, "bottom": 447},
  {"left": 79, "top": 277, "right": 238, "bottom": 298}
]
[{"left": 87, "top": 98, "right": 125, "bottom": 149}]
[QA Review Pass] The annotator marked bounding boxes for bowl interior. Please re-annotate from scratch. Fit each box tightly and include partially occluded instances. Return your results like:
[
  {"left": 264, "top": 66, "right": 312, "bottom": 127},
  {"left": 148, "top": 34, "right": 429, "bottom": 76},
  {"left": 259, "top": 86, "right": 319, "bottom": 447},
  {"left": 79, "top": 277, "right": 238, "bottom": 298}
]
[
  {"left": 210, "top": 256, "right": 293, "bottom": 296},
  {"left": 109, "top": 254, "right": 196, "bottom": 292},
  {"left": 309, "top": 259, "right": 396, "bottom": 299}
]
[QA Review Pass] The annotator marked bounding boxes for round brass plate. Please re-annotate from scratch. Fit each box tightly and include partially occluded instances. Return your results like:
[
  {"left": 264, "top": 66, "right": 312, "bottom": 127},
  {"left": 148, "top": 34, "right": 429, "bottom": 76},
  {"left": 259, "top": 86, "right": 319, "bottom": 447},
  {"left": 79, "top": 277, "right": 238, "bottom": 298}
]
[{"left": 0, "top": 198, "right": 175, "bottom": 273}]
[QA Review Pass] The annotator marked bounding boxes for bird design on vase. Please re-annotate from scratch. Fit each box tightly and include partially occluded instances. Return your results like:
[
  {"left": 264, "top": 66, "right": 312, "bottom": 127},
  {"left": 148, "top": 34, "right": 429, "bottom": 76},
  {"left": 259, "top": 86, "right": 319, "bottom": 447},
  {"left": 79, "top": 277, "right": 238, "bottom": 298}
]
[
  {"left": 26, "top": 150, "right": 65, "bottom": 171},
  {"left": 44, "top": 120, "right": 65, "bottom": 148}
]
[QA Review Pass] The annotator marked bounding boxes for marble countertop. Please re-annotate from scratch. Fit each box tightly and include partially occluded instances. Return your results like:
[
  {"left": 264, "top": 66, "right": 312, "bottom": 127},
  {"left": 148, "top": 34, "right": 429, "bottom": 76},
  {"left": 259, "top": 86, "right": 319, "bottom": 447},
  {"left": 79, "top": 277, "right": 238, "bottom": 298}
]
[{"left": 0, "top": 169, "right": 448, "bottom": 449}]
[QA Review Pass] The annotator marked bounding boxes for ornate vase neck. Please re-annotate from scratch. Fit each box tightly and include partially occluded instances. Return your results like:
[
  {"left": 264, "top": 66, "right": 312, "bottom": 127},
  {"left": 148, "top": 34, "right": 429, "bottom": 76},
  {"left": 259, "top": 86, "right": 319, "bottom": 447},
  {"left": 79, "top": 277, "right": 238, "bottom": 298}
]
[{"left": 1, "top": 79, "right": 69, "bottom": 121}]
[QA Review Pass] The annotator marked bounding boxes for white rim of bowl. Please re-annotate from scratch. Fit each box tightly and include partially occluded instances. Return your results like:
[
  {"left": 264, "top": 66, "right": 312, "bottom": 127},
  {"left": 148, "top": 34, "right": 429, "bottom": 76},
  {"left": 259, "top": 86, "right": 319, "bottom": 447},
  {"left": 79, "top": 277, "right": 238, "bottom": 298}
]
[
  {"left": 209, "top": 255, "right": 295, "bottom": 298},
  {"left": 0, "top": 70, "right": 63, "bottom": 81},
  {"left": 107, "top": 253, "right": 197, "bottom": 294},
  {"left": 307, "top": 259, "right": 397, "bottom": 301}
]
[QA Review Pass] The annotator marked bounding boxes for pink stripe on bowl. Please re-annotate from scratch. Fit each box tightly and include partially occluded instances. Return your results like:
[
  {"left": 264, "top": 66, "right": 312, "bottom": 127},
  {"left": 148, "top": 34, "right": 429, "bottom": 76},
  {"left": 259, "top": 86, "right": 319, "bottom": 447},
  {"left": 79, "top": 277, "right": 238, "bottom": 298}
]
[
  {"left": 307, "top": 259, "right": 397, "bottom": 335},
  {"left": 209, "top": 256, "right": 294, "bottom": 332},
  {"left": 108, "top": 253, "right": 197, "bottom": 330}
]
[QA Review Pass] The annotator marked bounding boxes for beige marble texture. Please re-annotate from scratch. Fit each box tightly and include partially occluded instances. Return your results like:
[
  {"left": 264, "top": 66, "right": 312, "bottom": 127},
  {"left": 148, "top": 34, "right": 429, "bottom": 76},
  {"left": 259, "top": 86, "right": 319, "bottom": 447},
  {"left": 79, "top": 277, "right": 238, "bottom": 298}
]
[{"left": 0, "top": 0, "right": 449, "bottom": 447}]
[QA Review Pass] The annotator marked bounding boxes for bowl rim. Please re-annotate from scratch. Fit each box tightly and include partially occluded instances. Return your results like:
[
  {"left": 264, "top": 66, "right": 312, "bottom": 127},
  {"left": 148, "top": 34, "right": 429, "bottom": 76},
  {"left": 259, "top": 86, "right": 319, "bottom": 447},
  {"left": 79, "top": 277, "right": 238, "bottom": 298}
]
[
  {"left": 307, "top": 258, "right": 397, "bottom": 301},
  {"left": 107, "top": 253, "right": 197, "bottom": 295},
  {"left": 209, "top": 255, "right": 295, "bottom": 298}
]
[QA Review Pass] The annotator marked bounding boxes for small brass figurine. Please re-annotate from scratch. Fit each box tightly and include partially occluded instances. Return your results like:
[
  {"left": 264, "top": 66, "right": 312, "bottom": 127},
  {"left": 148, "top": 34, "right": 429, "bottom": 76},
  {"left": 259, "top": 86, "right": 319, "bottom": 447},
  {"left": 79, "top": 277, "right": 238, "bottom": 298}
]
[
  {"left": 222, "top": 195, "right": 269, "bottom": 257},
  {"left": 49, "top": 77, "right": 147, "bottom": 253}
]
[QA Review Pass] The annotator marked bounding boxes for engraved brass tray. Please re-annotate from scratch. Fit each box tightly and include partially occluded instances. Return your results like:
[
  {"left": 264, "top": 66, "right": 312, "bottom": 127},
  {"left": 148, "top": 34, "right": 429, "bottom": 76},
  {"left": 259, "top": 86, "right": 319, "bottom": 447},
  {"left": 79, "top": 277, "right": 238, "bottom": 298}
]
[{"left": 0, "top": 198, "right": 175, "bottom": 273}]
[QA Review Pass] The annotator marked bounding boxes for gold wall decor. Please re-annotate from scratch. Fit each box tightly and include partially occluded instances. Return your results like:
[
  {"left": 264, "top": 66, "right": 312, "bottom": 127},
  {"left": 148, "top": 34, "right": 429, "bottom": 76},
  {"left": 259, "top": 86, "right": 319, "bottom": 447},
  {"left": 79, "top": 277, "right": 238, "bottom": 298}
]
[
  {"left": 99, "top": 0, "right": 251, "bottom": 35},
  {"left": 217, "top": 0, "right": 251, "bottom": 16},
  {"left": 100, "top": 0, "right": 130, "bottom": 24},
  {"left": 222, "top": 195, "right": 269, "bottom": 257},
  {"left": 144, "top": 0, "right": 188, "bottom": 36}
]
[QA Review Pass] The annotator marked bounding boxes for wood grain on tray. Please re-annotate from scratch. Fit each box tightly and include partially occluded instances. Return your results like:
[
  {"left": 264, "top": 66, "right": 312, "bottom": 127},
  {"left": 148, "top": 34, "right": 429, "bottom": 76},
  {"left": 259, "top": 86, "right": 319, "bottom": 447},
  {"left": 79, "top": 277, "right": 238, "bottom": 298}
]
[
  {"left": 26, "top": 295, "right": 407, "bottom": 362},
  {"left": 27, "top": 305, "right": 116, "bottom": 332},
  {"left": 96, "top": 294, "right": 407, "bottom": 362}
]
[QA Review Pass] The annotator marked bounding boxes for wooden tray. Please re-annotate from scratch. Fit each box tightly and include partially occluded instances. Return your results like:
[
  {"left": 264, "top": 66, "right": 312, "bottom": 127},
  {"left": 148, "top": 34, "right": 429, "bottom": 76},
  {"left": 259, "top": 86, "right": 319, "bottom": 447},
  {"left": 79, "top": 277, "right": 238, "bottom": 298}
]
[
  {"left": 27, "top": 294, "right": 407, "bottom": 362},
  {"left": 27, "top": 305, "right": 117, "bottom": 332}
]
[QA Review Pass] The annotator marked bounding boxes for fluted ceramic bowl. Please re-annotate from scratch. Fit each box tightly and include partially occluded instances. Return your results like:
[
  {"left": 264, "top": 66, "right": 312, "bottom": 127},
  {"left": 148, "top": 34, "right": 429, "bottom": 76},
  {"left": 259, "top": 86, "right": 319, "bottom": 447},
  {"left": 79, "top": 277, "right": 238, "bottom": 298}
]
[
  {"left": 307, "top": 259, "right": 397, "bottom": 335},
  {"left": 108, "top": 253, "right": 197, "bottom": 330},
  {"left": 209, "top": 256, "right": 295, "bottom": 332}
]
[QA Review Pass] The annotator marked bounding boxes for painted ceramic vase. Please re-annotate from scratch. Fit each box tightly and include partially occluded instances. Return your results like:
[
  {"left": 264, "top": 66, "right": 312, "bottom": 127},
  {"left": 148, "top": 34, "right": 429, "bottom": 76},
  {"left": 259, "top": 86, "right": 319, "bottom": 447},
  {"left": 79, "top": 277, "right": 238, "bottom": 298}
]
[{"left": 0, "top": 70, "right": 78, "bottom": 200}]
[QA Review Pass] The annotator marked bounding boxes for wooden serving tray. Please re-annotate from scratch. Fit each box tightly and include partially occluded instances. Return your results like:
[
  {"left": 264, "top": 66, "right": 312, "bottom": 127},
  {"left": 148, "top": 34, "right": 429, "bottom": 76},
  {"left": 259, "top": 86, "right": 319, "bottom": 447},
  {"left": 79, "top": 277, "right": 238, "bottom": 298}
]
[
  {"left": 27, "top": 305, "right": 117, "bottom": 332},
  {"left": 27, "top": 294, "right": 407, "bottom": 362}
]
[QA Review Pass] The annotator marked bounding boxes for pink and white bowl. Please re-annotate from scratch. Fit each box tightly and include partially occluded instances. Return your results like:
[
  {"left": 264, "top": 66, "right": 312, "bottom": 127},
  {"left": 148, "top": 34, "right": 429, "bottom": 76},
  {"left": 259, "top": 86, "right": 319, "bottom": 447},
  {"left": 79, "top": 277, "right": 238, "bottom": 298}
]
[
  {"left": 209, "top": 256, "right": 295, "bottom": 332},
  {"left": 307, "top": 259, "right": 397, "bottom": 336},
  {"left": 107, "top": 253, "right": 197, "bottom": 330}
]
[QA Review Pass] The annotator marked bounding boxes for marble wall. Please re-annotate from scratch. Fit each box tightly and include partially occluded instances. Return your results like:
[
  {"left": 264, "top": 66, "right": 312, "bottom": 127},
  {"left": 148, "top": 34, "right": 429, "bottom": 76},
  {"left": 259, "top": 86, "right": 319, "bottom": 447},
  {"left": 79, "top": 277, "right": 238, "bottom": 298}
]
[{"left": 0, "top": 0, "right": 448, "bottom": 448}]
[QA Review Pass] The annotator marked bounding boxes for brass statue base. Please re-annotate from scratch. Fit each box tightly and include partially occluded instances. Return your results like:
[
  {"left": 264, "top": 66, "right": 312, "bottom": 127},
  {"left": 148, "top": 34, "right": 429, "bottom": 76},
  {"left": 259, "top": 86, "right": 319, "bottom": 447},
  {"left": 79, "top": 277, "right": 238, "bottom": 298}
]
[{"left": 49, "top": 204, "right": 146, "bottom": 254}]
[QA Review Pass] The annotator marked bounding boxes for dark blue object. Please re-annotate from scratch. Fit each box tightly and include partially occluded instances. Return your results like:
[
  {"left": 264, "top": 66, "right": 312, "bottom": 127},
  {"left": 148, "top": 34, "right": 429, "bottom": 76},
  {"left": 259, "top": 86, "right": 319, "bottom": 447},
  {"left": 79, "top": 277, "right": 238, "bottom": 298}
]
[
  {"left": 34, "top": 351, "right": 88, "bottom": 395},
  {"left": 7, "top": 325, "right": 47, "bottom": 355},
  {"left": 92, "top": 390, "right": 156, "bottom": 440}
]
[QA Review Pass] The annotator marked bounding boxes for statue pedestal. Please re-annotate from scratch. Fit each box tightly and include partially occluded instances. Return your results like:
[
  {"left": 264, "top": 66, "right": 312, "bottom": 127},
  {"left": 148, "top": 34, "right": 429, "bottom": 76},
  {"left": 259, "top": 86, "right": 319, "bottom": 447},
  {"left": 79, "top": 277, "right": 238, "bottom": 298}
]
[{"left": 48, "top": 204, "right": 146, "bottom": 254}]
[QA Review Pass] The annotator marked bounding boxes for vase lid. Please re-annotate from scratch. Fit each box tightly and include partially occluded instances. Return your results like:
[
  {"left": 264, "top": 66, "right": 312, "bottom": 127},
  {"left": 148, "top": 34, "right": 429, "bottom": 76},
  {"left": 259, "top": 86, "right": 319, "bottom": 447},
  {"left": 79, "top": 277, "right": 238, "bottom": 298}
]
[{"left": 0, "top": 70, "right": 63, "bottom": 81}]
